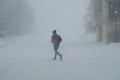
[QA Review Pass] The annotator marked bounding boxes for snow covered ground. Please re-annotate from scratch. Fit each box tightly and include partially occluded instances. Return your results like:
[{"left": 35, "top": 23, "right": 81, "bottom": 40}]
[{"left": 0, "top": 34, "right": 120, "bottom": 80}]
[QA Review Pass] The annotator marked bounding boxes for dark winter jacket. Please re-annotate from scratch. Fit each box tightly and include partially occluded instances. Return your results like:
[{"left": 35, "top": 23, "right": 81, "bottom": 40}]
[{"left": 51, "top": 34, "right": 62, "bottom": 44}]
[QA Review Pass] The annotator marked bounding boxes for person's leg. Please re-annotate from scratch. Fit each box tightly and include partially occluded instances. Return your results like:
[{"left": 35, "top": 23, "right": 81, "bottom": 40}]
[
  {"left": 53, "top": 44, "right": 58, "bottom": 60},
  {"left": 53, "top": 51, "right": 57, "bottom": 60},
  {"left": 56, "top": 44, "right": 62, "bottom": 60},
  {"left": 56, "top": 51, "right": 62, "bottom": 60},
  {"left": 53, "top": 43, "right": 62, "bottom": 60}
]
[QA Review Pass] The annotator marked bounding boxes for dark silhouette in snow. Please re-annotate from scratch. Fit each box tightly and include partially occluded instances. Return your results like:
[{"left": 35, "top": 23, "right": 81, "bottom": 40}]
[{"left": 51, "top": 30, "right": 62, "bottom": 60}]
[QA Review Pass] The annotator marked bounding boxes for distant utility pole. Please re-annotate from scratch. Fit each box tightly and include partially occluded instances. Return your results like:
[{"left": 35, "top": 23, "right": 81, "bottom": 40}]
[
  {"left": 109, "top": 0, "right": 120, "bottom": 42},
  {"left": 114, "top": 10, "right": 119, "bottom": 42}
]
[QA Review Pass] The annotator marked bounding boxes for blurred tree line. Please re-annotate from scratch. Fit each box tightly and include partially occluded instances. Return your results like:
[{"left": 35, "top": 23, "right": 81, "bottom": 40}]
[{"left": 0, "top": 0, "right": 34, "bottom": 38}]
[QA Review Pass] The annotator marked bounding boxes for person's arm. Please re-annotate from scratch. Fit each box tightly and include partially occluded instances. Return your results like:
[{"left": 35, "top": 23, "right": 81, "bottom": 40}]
[
  {"left": 59, "top": 35, "right": 62, "bottom": 42},
  {"left": 60, "top": 36, "right": 62, "bottom": 42}
]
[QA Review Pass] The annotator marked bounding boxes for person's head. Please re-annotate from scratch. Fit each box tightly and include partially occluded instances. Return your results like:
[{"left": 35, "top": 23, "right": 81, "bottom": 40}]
[{"left": 52, "top": 30, "right": 57, "bottom": 34}]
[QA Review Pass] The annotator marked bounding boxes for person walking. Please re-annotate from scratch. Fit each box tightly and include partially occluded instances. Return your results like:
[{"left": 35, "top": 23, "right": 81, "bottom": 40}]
[{"left": 51, "top": 30, "right": 62, "bottom": 60}]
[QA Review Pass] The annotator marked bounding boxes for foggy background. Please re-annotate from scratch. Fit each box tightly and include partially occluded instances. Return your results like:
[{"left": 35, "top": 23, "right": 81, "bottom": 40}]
[
  {"left": 1, "top": 1, "right": 120, "bottom": 80},
  {"left": 0, "top": 0, "right": 34, "bottom": 36},
  {"left": 28, "top": 0, "right": 90, "bottom": 43},
  {"left": 0, "top": 0, "right": 91, "bottom": 43}
]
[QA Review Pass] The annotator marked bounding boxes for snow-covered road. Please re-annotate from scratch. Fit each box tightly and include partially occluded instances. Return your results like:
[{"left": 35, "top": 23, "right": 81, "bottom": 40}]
[{"left": 0, "top": 35, "right": 120, "bottom": 80}]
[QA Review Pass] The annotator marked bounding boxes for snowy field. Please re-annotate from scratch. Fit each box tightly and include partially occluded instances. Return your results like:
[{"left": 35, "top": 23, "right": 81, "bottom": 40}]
[{"left": 0, "top": 34, "right": 120, "bottom": 80}]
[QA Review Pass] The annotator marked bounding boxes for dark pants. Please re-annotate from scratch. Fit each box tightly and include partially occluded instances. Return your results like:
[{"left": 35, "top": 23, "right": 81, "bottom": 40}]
[{"left": 53, "top": 43, "right": 62, "bottom": 59}]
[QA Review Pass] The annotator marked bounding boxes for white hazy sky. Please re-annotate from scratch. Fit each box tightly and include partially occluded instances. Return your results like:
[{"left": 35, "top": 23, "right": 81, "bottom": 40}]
[{"left": 27, "top": 0, "right": 90, "bottom": 43}]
